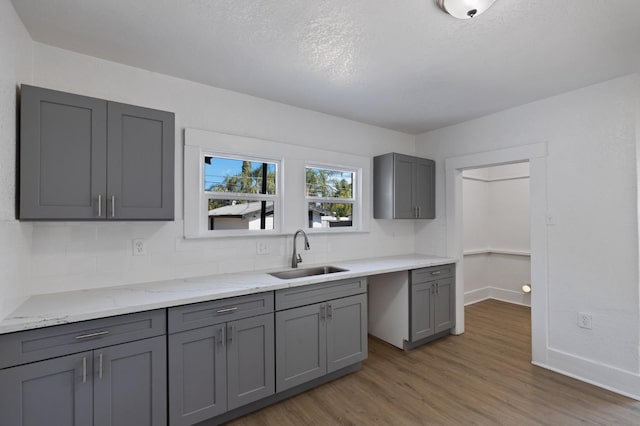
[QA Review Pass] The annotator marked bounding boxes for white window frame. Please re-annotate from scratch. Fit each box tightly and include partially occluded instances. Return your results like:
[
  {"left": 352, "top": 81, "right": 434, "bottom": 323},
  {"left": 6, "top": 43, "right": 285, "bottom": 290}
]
[
  {"left": 304, "top": 162, "right": 362, "bottom": 232},
  {"left": 185, "top": 128, "right": 370, "bottom": 238},
  {"left": 184, "top": 130, "right": 283, "bottom": 238}
]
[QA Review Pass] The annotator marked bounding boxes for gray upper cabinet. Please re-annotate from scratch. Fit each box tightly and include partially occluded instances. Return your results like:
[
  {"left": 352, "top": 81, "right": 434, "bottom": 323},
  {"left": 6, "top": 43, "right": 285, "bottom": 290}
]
[
  {"left": 106, "top": 102, "right": 174, "bottom": 220},
  {"left": 19, "top": 85, "right": 174, "bottom": 221},
  {"left": 19, "top": 85, "right": 107, "bottom": 220},
  {"left": 373, "top": 152, "right": 435, "bottom": 219}
]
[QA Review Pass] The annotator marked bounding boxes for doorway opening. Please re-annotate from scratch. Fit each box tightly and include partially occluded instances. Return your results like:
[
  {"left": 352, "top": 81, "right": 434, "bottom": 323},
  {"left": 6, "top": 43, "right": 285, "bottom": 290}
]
[
  {"left": 462, "top": 162, "right": 531, "bottom": 307},
  {"left": 444, "top": 143, "right": 548, "bottom": 364}
]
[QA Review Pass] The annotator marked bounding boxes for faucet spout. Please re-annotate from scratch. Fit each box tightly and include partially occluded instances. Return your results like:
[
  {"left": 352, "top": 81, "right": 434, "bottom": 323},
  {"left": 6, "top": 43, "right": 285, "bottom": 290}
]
[{"left": 291, "top": 229, "right": 311, "bottom": 268}]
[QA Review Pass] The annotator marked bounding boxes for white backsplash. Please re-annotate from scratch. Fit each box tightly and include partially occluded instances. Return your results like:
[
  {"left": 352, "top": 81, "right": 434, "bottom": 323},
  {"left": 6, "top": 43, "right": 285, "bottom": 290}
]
[{"left": 25, "top": 219, "right": 415, "bottom": 295}]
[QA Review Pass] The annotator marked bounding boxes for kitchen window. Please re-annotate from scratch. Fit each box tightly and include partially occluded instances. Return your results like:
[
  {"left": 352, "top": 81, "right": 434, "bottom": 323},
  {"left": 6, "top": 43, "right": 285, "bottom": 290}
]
[
  {"left": 305, "top": 165, "right": 358, "bottom": 230},
  {"left": 203, "top": 155, "right": 280, "bottom": 233}
]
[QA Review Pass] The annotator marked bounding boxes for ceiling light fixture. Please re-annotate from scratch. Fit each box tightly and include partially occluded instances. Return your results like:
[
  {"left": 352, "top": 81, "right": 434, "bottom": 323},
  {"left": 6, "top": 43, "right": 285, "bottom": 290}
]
[{"left": 436, "top": 0, "right": 497, "bottom": 19}]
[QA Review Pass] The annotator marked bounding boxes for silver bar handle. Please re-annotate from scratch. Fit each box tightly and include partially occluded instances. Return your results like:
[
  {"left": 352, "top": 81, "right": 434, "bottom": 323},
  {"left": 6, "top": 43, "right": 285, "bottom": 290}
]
[
  {"left": 327, "top": 303, "right": 332, "bottom": 319},
  {"left": 436, "top": 283, "right": 439, "bottom": 294},
  {"left": 320, "top": 304, "right": 326, "bottom": 320},
  {"left": 97, "top": 194, "right": 102, "bottom": 217},
  {"left": 75, "top": 330, "right": 110, "bottom": 340},
  {"left": 431, "top": 271, "right": 442, "bottom": 276},
  {"left": 82, "top": 357, "right": 87, "bottom": 383},
  {"left": 98, "top": 353, "right": 103, "bottom": 379},
  {"left": 220, "top": 326, "right": 225, "bottom": 348},
  {"left": 217, "top": 307, "right": 238, "bottom": 314},
  {"left": 417, "top": 206, "right": 421, "bottom": 217},
  {"left": 110, "top": 195, "right": 115, "bottom": 217}
]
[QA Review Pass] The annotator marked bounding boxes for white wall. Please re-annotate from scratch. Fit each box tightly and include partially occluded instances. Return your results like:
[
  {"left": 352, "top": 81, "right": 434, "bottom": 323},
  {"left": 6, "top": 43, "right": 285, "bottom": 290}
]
[
  {"left": 463, "top": 163, "right": 531, "bottom": 306},
  {"left": 17, "top": 42, "right": 416, "bottom": 296},
  {"left": 0, "top": 0, "right": 33, "bottom": 319},
  {"left": 415, "top": 74, "right": 640, "bottom": 397}
]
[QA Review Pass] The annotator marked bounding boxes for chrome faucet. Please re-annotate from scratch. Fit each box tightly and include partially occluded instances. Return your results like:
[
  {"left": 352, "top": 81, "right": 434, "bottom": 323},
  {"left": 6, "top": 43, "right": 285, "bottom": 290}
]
[{"left": 291, "top": 229, "right": 310, "bottom": 268}]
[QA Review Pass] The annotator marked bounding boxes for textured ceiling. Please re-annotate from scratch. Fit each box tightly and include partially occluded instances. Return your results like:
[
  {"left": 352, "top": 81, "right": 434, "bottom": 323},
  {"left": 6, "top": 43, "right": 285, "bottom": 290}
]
[{"left": 11, "top": 0, "right": 640, "bottom": 134}]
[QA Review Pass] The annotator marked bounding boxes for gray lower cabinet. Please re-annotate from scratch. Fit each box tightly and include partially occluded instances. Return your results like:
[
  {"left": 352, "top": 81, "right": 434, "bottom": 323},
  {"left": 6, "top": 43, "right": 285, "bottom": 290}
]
[
  {"left": 19, "top": 84, "right": 174, "bottom": 220},
  {"left": 410, "top": 264, "right": 455, "bottom": 343},
  {"left": 0, "top": 335, "right": 166, "bottom": 426},
  {"left": 168, "top": 293, "right": 275, "bottom": 426},
  {"left": 0, "top": 310, "right": 167, "bottom": 426},
  {"left": 94, "top": 336, "right": 167, "bottom": 426},
  {"left": 373, "top": 152, "right": 435, "bottom": 219},
  {"left": 275, "top": 280, "right": 368, "bottom": 393},
  {"left": 0, "top": 351, "right": 93, "bottom": 426}
]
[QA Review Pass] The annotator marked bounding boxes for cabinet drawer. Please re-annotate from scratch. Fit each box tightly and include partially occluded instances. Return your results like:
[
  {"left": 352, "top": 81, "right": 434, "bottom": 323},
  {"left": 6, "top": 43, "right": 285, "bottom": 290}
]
[
  {"left": 275, "top": 278, "right": 367, "bottom": 311},
  {"left": 411, "top": 264, "right": 455, "bottom": 283},
  {"left": 168, "top": 292, "right": 274, "bottom": 334},
  {"left": 0, "top": 309, "right": 166, "bottom": 369}
]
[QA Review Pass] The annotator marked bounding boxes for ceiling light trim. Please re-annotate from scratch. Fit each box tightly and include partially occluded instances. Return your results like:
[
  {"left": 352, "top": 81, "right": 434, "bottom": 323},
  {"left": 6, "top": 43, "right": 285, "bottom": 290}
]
[{"left": 436, "top": 0, "right": 497, "bottom": 19}]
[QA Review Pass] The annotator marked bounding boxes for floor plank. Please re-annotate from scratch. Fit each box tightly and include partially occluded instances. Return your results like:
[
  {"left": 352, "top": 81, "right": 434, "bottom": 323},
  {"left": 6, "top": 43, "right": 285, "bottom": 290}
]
[{"left": 229, "top": 300, "right": 640, "bottom": 425}]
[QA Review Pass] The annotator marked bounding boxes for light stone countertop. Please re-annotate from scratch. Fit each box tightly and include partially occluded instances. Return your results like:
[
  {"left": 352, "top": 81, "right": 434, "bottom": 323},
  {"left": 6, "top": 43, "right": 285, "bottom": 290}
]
[{"left": 0, "top": 254, "right": 456, "bottom": 335}]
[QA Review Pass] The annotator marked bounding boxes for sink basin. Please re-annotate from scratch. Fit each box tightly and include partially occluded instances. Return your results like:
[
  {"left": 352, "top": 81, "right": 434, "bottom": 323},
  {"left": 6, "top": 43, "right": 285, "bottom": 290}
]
[{"left": 268, "top": 265, "right": 348, "bottom": 280}]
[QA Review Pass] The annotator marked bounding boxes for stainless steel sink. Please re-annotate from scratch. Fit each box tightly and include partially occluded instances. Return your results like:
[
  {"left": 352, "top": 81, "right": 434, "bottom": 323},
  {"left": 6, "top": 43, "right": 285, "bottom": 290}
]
[{"left": 268, "top": 265, "right": 348, "bottom": 280}]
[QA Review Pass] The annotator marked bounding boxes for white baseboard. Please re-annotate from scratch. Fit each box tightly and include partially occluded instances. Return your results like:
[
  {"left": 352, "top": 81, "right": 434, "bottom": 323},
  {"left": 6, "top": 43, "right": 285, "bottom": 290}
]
[
  {"left": 534, "top": 348, "right": 640, "bottom": 401},
  {"left": 464, "top": 287, "right": 491, "bottom": 305},
  {"left": 464, "top": 286, "right": 531, "bottom": 307}
]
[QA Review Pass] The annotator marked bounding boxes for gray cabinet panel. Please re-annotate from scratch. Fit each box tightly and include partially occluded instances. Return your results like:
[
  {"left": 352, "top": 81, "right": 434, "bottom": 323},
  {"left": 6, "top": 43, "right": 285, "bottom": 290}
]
[
  {"left": 19, "top": 85, "right": 174, "bottom": 221},
  {"left": 168, "top": 292, "right": 274, "bottom": 334},
  {"left": 373, "top": 152, "right": 435, "bottom": 219},
  {"left": 227, "top": 313, "right": 275, "bottom": 410},
  {"left": 276, "top": 303, "right": 326, "bottom": 392},
  {"left": 0, "top": 309, "right": 166, "bottom": 369},
  {"left": 275, "top": 277, "right": 366, "bottom": 311},
  {"left": 94, "top": 335, "right": 167, "bottom": 426},
  {"left": 20, "top": 84, "right": 107, "bottom": 220},
  {"left": 409, "top": 264, "right": 455, "bottom": 344},
  {"left": 326, "top": 294, "right": 368, "bottom": 373},
  {"left": 0, "top": 351, "right": 93, "bottom": 426},
  {"left": 107, "top": 102, "right": 174, "bottom": 220},
  {"left": 393, "top": 153, "right": 416, "bottom": 219},
  {"left": 434, "top": 278, "right": 455, "bottom": 333},
  {"left": 414, "top": 158, "right": 435, "bottom": 219},
  {"left": 410, "top": 281, "right": 435, "bottom": 341},
  {"left": 169, "top": 325, "right": 227, "bottom": 426}
]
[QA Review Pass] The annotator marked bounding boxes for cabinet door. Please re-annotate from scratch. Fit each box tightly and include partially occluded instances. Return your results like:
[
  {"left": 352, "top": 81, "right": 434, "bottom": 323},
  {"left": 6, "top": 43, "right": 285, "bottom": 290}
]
[
  {"left": 414, "top": 158, "right": 435, "bottom": 219},
  {"left": 410, "top": 281, "right": 435, "bottom": 341},
  {"left": 0, "top": 351, "right": 93, "bottom": 426},
  {"left": 107, "top": 102, "right": 174, "bottom": 220},
  {"left": 227, "top": 313, "right": 275, "bottom": 410},
  {"left": 276, "top": 303, "right": 326, "bottom": 392},
  {"left": 20, "top": 85, "right": 107, "bottom": 220},
  {"left": 393, "top": 154, "right": 416, "bottom": 218},
  {"left": 326, "top": 294, "right": 368, "bottom": 373},
  {"left": 434, "top": 278, "right": 455, "bottom": 333},
  {"left": 94, "top": 336, "right": 167, "bottom": 426},
  {"left": 169, "top": 325, "right": 227, "bottom": 426}
]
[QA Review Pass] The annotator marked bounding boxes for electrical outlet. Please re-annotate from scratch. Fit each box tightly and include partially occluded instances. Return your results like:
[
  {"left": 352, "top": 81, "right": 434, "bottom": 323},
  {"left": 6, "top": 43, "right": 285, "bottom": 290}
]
[
  {"left": 256, "top": 241, "right": 270, "bottom": 255},
  {"left": 577, "top": 312, "right": 592, "bottom": 329},
  {"left": 132, "top": 239, "right": 147, "bottom": 256}
]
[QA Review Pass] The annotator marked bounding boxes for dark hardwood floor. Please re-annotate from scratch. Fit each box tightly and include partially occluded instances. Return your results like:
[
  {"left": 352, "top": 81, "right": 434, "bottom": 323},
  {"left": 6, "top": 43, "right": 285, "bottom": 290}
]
[{"left": 229, "top": 299, "right": 640, "bottom": 425}]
